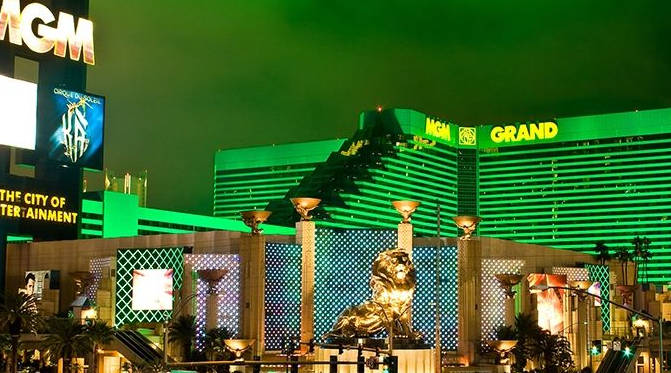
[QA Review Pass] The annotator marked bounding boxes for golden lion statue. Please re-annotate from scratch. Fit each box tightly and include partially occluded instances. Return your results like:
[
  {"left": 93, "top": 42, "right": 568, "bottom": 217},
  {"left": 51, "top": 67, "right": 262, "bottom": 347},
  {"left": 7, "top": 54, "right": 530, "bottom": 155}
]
[{"left": 326, "top": 248, "right": 419, "bottom": 339}]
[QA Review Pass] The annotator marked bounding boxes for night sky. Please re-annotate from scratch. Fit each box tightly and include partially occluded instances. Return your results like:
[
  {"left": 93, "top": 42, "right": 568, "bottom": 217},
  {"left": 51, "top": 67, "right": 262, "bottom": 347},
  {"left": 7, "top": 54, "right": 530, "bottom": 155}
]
[{"left": 87, "top": 1, "right": 671, "bottom": 215}]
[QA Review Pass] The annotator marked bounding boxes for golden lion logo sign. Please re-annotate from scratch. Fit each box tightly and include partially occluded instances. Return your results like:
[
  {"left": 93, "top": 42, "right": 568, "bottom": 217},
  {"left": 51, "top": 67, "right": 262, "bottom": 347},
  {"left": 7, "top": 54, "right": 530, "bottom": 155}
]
[{"left": 0, "top": 0, "right": 95, "bottom": 65}]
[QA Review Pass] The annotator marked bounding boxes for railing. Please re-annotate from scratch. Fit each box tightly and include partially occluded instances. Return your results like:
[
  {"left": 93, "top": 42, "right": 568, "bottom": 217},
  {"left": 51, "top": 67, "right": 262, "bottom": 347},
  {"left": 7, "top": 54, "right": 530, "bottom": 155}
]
[{"left": 167, "top": 355, "right": 398, "bottom": 373}]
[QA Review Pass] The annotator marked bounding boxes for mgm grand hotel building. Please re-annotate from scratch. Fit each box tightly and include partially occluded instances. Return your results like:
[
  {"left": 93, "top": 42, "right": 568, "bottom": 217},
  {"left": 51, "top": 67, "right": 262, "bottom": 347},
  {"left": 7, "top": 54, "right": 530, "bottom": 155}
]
[{"left": 214, "top": 107, "right": 671, "bottom": 285}]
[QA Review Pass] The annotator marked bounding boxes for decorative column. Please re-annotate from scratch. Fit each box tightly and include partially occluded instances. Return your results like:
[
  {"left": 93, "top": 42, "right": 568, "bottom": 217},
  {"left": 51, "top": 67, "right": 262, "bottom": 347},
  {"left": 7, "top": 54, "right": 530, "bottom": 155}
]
[
  {"left": 291, "top": 198, "right": 320, "bottom": 353},
  {"left": 454, "top": 215, "right": 482, "bottom": 366},
  {"left": 494, "top": 274, "right": 524, "bottom": 328},
  {"left": 392, "top": 201, "right": 419, "bottom": 254},
  {"left": 198, "top": 269, "right": 229, "bottom": 330},
  {"left": 239, "top": 210, "right": 271, "bottom": 355},
  {"left": 392, "top": 201, "right": 419, "bottom": 329}
]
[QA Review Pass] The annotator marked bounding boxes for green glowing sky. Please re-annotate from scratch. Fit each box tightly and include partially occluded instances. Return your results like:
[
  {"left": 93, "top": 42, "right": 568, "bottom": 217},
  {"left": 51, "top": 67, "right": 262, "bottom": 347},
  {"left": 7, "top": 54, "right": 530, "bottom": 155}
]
[{"left": 87, "top": 1, "right": 671, "bottom": 215}]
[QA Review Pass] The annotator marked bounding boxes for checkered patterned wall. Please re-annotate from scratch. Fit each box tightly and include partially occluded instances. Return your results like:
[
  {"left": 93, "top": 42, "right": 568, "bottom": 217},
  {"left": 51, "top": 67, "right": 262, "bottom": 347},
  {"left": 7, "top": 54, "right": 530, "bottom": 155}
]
[
  {"left": 89, "top": 257, "right": 113, "bottom": 301},
  {"left": 115, "top": 247, "right": 185, "bottom": 326},
  {"left": 412, "top": 246, "right": 458, "bottom": 349},
  {"left": 314, "top": 229, "right": 398, "bottom": 340},
  {"left": 552, "top": 267, "right": 590, "bottom": 282},
  {"left": 184, "top": 254, "right": 241, "bottom": 350},
  {"left": 586, "top": 264, "right": 611, "bottom": 333},
  {"left": 264, "top": 242, "right": 302, "bottom": 350},
  {"left": 480, "top": 259, "right": 525, "bottom": 343},
  {"left": 263, "top": 230, "right": 460, "bottom": 350}
]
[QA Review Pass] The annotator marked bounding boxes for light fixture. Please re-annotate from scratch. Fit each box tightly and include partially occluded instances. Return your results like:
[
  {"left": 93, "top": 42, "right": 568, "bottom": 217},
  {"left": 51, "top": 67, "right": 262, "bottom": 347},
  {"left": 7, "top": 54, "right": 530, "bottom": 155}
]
[
  {"left": 240, "top": 210, "right": 271, "bottom": 234},
  {"left": 391, "top": 200, "right": 420, "bottom": 224},
  {"left": 224, "top": 339, "right": 255, "bottom": 360},
  {"left": 197, "top": 269, "right": 229, "bottom": 295},
  {"left": 290, "top": 197, "right": 321, "bottom": 221},
  {"left": 494, "top": 274, "right": 524, "bottom": 298},
  {"left": 452, "top": 215, "right": 482, "bottom": 240}
]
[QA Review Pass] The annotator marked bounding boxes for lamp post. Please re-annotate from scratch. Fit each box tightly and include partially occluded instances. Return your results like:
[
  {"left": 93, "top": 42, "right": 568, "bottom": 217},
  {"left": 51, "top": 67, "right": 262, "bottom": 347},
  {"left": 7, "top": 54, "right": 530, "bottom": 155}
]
[
  {"left": 291, "top": 197, "right": 321, "bottom": 354},
  {"left": 569, "top": 280, "right": 593, "bottom": 370},
  {"left": 530, "top": 284, "right": 664, "bottom": 373}
]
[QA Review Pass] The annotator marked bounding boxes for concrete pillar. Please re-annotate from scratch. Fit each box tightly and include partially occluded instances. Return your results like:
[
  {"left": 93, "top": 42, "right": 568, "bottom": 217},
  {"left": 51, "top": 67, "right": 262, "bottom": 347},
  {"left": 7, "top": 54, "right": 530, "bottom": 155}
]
[
  {"left": 239, "top": 234, "right": 266, "bottom": 355},
  {"left": 297, "top": 221, "right": 316, "bottom": 352},
  {"left": 457, "top": 238, "right": 482, "bottom": 365}
]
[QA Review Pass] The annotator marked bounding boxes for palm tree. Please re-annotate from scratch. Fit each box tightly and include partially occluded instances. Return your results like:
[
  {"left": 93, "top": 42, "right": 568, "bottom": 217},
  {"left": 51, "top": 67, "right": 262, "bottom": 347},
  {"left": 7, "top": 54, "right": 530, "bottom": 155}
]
[
  {"left": 510, "top": 313, "right": 542, "bottom": 372},
  {"left": 0, "top": 293, "right": 41, "bottom": 373},
  {"left": 635, "top": 236, "right": 653, "bottom": 284},
  {"left": 0, "top": 334, "right": 12, "bottom": 371},
  {"left": 41, "top": 318, "right": 91, "bottom": 372},
  {"left": 529, "top": 330, "right": 574, "bottom": 373},
  {"left": 168, "top": 315, "right": 196, "bottom": 362},
  {"left": 203, "top": 327, "right": 233, "bottom": 360},
  {"left": 594, "top": 242, "right": 611, "bottom": 265},
  {"left": 614, "top": 246, "right": 633, "bottom": 286},
  {"left": 84, "top": 320, "right": 115, "bottom": 373}
]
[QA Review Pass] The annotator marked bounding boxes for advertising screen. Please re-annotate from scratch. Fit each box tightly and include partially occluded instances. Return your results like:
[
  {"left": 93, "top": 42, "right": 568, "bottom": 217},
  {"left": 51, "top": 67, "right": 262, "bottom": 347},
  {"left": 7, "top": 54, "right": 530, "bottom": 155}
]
[
  {"left": 0, "top": 75, "right": 37, "bottom": 150},
  {"left": 131, "top": 269, "right": 173, "bottom": 310},
  {"left": 37, "top": 87, "right": 104, "bottom": 170},
  {"left": 528, "top": 273, "right": 566, "bottom": 334},
  {"left": 0, "top": 174, "right": 79, "bottom": 240}
]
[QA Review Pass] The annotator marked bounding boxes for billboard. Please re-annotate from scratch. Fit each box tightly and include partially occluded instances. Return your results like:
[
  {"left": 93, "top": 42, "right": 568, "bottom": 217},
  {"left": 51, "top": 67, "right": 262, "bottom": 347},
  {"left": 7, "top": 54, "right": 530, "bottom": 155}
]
[
  {"left": 528, "top": 273, "right": 566, "bottom": 334},
  {"left": 131, "top": 269, "right": 174, "bottom": 311},
  {"left": 37, "top": 87, "right": 104, "bottom": 170},
  {"left": 0, "top": 74, "right": 37, "bottom": 150},
  {"left": 0, "top": 174, "right": 79, "bottom": 240},
  {"left": 21, "top": 271, "right": 55, "bottom": 301}
]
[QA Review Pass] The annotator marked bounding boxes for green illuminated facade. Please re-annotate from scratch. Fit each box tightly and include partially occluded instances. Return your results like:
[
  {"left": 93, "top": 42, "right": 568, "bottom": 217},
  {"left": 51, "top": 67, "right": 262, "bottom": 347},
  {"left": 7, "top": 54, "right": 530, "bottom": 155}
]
[
  {"left": 79, "top": 191, "right": 294, "bottom": 238},
  {"left": 213, "top": 139, "right": 346, "bottom": 219},
  {"left": 214, "top": 107, "right": 671, "bottom": 284},
  {"left": 9, "top": 191, "right": 294, "bottom": 242}
]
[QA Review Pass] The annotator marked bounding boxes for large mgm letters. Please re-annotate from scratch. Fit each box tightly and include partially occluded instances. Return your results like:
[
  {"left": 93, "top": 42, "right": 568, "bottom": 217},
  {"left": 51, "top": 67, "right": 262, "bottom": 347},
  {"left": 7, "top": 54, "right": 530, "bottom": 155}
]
[{"left": 0, "top": 0, "right": 95, "bottom": 65}]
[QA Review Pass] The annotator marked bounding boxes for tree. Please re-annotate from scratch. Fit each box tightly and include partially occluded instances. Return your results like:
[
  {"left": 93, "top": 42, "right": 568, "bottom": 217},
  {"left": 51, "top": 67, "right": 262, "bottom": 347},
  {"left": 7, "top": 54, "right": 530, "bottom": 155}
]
[
  {"left": 84, "top": 320, "right": 115, "bottom": 373},
  {"left": 529, "top": 330, "right": 575, "bottom": 373},
  {"left": 0, "top": 293, "right": 41, "bottom": 373},
  {"left": 41, "top": 318, "right": 91, "bottom": 372},
  {"left": 168, "top": 315, "right": 196, "bottom": 362},
  {"left": 594, "top": 242, "right": 611, "bottom": 265},
  {"left": 203, "top": 327, "right": 234, "bottom": 360},
  {"left": 510, "top": 313, "right": 542, "bottom": 372},
  {"left": 614, "top": 246, "right": 633, "bottom": 286},
  {"left": 635, "top": 236, "right": 653, "bottom": 284}
]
